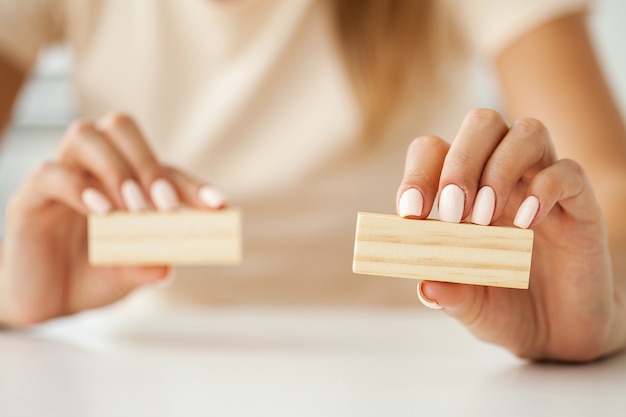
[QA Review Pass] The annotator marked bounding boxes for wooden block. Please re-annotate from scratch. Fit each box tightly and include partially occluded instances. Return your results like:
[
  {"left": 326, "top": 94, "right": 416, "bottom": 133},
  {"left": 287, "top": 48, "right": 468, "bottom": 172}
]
[
  {"left": 352, "top": 212, "right": 533, "bottom": 289},
  {"left": 88, "top": 208, "right": 241, "bottom": 266}
]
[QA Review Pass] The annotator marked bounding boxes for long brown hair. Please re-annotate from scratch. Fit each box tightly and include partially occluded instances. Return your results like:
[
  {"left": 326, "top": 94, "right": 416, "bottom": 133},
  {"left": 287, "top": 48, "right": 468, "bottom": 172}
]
[{"left": 329, "top": 0, "right": 435, "bottom": 137}]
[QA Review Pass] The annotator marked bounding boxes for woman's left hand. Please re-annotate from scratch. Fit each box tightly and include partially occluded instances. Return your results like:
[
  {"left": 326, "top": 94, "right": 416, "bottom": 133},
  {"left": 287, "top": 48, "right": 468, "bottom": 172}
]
[{"left": 397, "top": 108, "right": 625, "bottom": 362}]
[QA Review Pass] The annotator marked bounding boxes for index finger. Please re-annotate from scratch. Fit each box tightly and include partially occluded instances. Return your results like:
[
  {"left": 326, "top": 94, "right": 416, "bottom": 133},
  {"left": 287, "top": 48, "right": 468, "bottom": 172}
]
[
  {"left": 396, "top": 135, "right": 449, "bottom": 219},
  {"left": 98, "top": 113, "right": 180, "bottom": 211}
]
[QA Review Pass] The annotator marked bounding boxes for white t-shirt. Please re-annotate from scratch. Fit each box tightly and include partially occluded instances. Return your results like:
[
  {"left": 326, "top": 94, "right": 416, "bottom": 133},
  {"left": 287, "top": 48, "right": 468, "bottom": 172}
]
[{"left": 0, "top": 0, "right": 589, "bottom": 305}]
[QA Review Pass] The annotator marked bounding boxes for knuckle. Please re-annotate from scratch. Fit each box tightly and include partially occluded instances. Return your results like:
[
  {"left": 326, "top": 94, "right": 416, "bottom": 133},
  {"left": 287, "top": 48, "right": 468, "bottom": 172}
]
[
  {"left": 511, "top": 117, "right": 547, "bottom": 137},
  {"left": 510, "top": 118, "right": 550, "bottom": 162},
  {"left": 534, "top": 160, "right": 587, "bottom": 194},
  {"left": 65, "top": 119, "right": 95, "bottom": 138},
  {"left": 60, "top": 120, "right": 97, "bottom": 158},
  {"left": 99, "top": 112, "right": 135, "bottom": 132},
  {"left": 535, "top": 173, "right": 560, "bottom": 195},
  {"left": 32, "top": 159, "right": 57, "bottom": 176},
  {"left": 559, "top": 159, "right": 588, "bottom": 194},
  {"left": 560, "top": 158, "right": 586, "bottom": 177},
  {"left": 464, "top": 108, "right": 505, "bottom": 129},
  {"left": 408, "top": 135, "right": 445, "bottom": 153}
]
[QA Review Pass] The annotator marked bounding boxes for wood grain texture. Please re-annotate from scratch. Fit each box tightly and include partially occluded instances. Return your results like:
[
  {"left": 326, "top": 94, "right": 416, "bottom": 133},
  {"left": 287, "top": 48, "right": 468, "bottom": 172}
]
[
  {"left": 88, "top": 208, "right": 241, "bottom": 266},
  {"left": 352, "top": 212, "right": 533, "bottom": 289}
]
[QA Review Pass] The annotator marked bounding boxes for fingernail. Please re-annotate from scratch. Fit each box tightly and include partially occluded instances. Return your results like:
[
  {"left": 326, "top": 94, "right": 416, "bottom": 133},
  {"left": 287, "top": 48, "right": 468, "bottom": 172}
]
[
  {"left": 152, "top": 269, "right": 176, "bottom": 288},
  {"left": 150, "top": 179, "right": 179, "bottom": 211},
  {"left": 121, "top": 179, "right": 148, "bottom": 212},
  {"left": 439, "top": 184, "right": 465, "bottom": 223},
  {"left": 514, "top": 196, "right": 539, "bottom": 229},
  {"left": 471, "top": 186, "right": 495, "bottom": 226},
  {"left": 198, "top": 185, "right": 227, "bottom": 209},
  {"left": 398, "top": 188, "right": 423, "bottom": 218},
  {"left": 82, "top": 188, "right": 112, "bottom": 215},
  {"left": 417, "top": 281, "right": 442, "bottom": 310}
]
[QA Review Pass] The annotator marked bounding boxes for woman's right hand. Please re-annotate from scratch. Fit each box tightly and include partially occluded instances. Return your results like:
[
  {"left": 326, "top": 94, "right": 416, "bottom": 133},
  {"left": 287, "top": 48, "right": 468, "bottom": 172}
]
[{"left": 0, "top": 113, "right": 226, "bottom": 327}]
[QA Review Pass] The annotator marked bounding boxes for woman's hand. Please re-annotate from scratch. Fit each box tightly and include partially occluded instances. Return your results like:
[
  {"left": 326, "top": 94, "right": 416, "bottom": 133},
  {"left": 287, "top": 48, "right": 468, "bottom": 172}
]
[
  {"left": 397, "top": 108, "right": 626, "bottom": 362},
  {"left": 0, "top": 113, "right": 226, "bottom": 327}
]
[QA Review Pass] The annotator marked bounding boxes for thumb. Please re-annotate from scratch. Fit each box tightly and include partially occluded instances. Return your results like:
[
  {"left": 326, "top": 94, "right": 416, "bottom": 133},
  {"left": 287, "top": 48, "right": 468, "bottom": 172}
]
[
  {"left": 417, "top": 280, "right": 534, "bottom": 355},
  {"left": 71, "top": 266, "right": 172, "bottom": 315},
  {"left": 115, "top": 266, "right": 172, "bottom": 295},
  {"left": 417, "top": 280, "right": 487, "bottom": 325}
]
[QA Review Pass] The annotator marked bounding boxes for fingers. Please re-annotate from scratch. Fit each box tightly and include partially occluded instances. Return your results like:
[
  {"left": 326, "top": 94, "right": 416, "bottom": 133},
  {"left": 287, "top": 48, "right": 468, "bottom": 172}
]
[
  {"left": 97, "top": 113, "right": 177, "bottom": 211},
  {"left": 477, "top": 117, "right": 557, "bottom": 225},
  {"left": 53, "top": 113, "right": 227, "bottom": 214},
  {"left": 439, "top": 111, "right": 557, "bottom": 226},
  {"left": 438, "top": 109, "right": 509, "bottom": 222},
  {"left": 166, "top": 167, "right": 227, "bottom": 209},
  {"left": 59, "top": 115, "right": 177, "bottom": 212},
  {"left": 396, "top": 135, "right": 449, "bottom": 218},
  {"left": 400, "top": 109, "right": 567, "bottom": 228},
  {"left": 418, "top": 281, "right": 478, "bottom": 313},
  {"left": 8, "top": 161, "right": 105, "bottom": 217},
  {"left": 514, "top": 158, "right": 601, "bottom": 228},
  {"left": 417, "top": 281, "right": 442, "bottom": 310},
  {"left": 97, "top": 113, "right": 162, "bottom": 190},
  {"left": 57, "top": 120, "right": 133, "bottom": 209},
  {"left": 417, "top": 281, "right": 494, "bottom": 339},
  {"left": 94, "top": 265, "right": 173, "bottom": 303},
  {"left": 397, "top": 109, "right": 515, "bottom": 223}
]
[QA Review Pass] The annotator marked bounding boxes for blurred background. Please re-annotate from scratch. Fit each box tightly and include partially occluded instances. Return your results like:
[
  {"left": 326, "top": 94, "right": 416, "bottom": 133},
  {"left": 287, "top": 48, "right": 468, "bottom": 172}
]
[{"left": 1, "top": 0, "right": 626, "bottom": 235}]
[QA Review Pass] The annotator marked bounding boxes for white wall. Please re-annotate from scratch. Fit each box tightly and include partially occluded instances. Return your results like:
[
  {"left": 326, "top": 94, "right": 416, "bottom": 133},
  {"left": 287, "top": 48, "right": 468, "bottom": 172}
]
[
  {"left": 592, "top": 0, "right": 626, "bottom": 114},
  {"left": 10, "top": 45, "right": 78, "bottom": 127}
]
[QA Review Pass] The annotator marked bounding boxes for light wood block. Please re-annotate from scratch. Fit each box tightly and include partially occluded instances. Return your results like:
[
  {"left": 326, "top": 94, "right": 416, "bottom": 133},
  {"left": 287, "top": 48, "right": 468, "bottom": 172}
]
[
  {"left": 88, "top": 208, "right": 241, "bottom": 266},
  {"left": 352, "top": 212, "right": 533, "bottom": 289}
]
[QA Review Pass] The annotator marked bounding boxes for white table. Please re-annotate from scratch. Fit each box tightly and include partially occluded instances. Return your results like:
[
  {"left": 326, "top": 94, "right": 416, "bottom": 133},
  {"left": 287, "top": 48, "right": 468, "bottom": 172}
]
[{"left": 1, "top": 304, "right": 625, "bottom": 417}]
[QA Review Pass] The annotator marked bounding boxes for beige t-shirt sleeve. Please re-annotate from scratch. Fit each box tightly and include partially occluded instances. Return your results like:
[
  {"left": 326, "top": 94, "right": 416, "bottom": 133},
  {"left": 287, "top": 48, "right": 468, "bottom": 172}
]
[
  {"left": 451, "top": 0, "right": 591, "bottom": 58},
  {"left": 0, "top": 0, "right": 66, "bottom": 70}
]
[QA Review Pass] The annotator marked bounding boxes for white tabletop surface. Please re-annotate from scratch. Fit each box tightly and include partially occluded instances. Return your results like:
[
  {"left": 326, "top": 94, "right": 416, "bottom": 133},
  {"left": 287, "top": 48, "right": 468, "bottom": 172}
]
[{"left": 1, "top": 303, "right": 625, "bottom": 417}]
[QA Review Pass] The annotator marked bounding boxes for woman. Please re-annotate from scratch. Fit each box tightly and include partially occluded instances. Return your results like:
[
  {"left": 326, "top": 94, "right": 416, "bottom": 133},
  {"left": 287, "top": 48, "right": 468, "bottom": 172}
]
[{"left": 0, "top": 0, "right": 624, "bottom": 362}]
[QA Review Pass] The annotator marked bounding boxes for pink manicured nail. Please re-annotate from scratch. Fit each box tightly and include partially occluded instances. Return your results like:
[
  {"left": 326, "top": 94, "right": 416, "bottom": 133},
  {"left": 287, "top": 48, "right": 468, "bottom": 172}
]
[
  {"left": 121, "top": 179, "right": 148, "bottom": 212},
  {"left": 81, "top": 188, "right": 112, "bottom": 215},
  {"left": 198, "top": 185, "right": 227, "bottom": 209},
  {"left": 398, "top": 188, "right": 423, "bottom": 218},
  {"left": 471, "top": 186, "right": 495, "bottom": 226},
  {"left": 417, "top": 281, "right": 442, "bottom": 310},
  {"left": 150, "top": 179, "right": 179, "bottom": 211},
  {"left": 439, "top": 184, "right": 465, "bottom": 223},
  {"left": 514, "top": 196, "right": 540, "bottom": 229}
]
